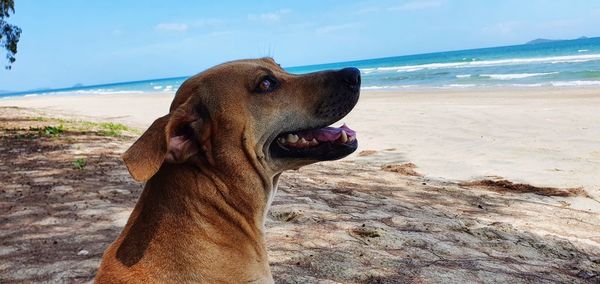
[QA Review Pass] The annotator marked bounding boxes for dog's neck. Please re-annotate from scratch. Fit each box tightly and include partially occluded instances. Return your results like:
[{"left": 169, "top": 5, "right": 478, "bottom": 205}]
[{"left": 114, "top": 154, "right": 277, "bottom": 282}]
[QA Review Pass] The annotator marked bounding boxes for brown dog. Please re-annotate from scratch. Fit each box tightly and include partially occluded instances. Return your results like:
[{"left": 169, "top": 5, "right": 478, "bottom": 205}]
[{"left": 95, "top": 58, "right": 360, "bottom": 283}]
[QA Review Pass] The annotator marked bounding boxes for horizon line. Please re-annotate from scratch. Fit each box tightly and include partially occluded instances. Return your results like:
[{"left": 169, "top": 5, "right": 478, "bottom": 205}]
[{"left": 2, "top": 35, "right": 598, "bottom": 96}]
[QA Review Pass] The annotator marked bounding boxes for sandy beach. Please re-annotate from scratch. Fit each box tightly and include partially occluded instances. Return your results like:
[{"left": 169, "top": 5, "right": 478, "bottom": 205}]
[
  {"left": 1, "top": 87, "right": 600, "bottom": 282},
  {"left": 4, "top": 1, "right": 600, "bottom": 282},
  {"left": 2, "top": 87, "right": 599, "bottom": 201}
]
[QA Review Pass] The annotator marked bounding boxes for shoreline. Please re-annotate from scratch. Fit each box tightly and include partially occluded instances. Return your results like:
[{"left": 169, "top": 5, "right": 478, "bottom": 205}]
[
  {"left": 3, "top": 84, "right": 600, "bottom": 100},
  {"left": 1, "top": 86, "right": 599, "bottom": 202}
]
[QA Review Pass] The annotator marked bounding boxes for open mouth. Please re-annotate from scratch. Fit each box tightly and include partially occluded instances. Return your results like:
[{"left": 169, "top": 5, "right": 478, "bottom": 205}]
[{"left": 270, "top": 124, "right": 358, "bottom": 161}]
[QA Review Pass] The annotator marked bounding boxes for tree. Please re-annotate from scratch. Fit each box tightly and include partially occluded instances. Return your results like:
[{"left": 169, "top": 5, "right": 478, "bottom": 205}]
[{"left": 1, "top": 0, "right": 21, "bottom": 70}]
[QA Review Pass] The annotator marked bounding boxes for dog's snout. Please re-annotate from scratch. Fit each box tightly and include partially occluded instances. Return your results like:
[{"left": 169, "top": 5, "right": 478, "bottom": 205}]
[
  {"left": 313, "top": 67, "right": 361, "bottom": 120},
  {"left": 338, "top": 67, "right": 361, "bottom": 89}
]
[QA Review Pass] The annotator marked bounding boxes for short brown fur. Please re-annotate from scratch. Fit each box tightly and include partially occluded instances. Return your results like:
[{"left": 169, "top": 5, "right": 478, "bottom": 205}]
[{"left": 96, "top": 58, "right": 359, "bottom": 283}]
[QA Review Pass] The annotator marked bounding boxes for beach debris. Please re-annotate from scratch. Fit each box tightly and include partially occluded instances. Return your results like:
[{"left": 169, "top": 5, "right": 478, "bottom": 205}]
[
  {"left": 349, "top": 225, "right": 382, "bottom": 245},
  {"left": 460, "top": 179, "right": 587, "bottom": 197},
  {"left": 381, "top": 163, "right": 422, "bottom": 176},
  {"left": 271, "top": 210, "right": 302, "bottom": 222},
  {"left": 358, "top": 150, "right": 377, "bottom": 156},
  {"left": 576, "top": 270, "right": 598, "bottom": 280},
  {"left": 77, "top": 249, "right": 89, "bottom": 256}
]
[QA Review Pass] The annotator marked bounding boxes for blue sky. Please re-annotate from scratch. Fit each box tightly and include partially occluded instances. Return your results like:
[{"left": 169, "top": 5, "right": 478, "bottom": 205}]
[{"left": 1, "top": 0, "right": 600, "bottom": 91}]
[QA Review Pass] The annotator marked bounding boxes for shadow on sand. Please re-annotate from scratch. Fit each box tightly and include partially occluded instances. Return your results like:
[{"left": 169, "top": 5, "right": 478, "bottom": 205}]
[{"left": 1, "top": 110, "right": 599, "bottom": 283}]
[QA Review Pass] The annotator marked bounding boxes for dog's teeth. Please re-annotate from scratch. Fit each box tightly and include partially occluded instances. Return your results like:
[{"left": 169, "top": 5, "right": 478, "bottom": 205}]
[
  {"left": 309, "top": 138, "right": 319, "bottom": 146},
  {"left": 340, "top": 130, "right": 348, "bottom": 143},
  {"left": 348, "top": 136, "right": 356, "bottom": 142},
  {"left": 278, "top": 137, "right": 286, "bottom": 144},
  {"left": 299, "top": 137, "right": 308, "bottom": 146},
  {"left": 287, "top": 134, "right": 299, "bottom": 143}
]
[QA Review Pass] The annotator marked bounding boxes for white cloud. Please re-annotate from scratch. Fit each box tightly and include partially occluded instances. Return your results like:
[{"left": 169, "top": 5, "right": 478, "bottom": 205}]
[
  {"left": 155, "top": 23, "right": 189, "bottom": 32},
  {"left": 389, "top": 0, "right": 444, "bottom": 11},
  {"left": 248, "top": 9, "right": 291, "bottom": 22},
  {"left": 315, "top": 23, "right": 360, "bottom": 35}
]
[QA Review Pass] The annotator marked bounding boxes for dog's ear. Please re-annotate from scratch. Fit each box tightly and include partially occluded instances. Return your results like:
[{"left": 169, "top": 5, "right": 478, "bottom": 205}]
[
  {"left": 122, "top": 114, "right": 171, "bottom": 182},
  {"left": 123, "top": 100, "right": 210, "bottom": 182},
  {"left": 164, "top": 101, "right": 211, "bottom": 164}
]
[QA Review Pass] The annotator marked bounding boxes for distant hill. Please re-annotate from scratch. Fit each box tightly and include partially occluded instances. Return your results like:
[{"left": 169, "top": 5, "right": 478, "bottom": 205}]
[{"left": 526, "top": 36, "right": 588, "bottom": 45}]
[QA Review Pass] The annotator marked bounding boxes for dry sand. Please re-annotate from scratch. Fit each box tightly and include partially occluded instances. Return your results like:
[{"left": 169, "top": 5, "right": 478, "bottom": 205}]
[
  {"left": 2, "top": 87, "right": 599, "bottom": 201},
  {"left": 1, "top": 87, "right": 600, "bottom": 283}
]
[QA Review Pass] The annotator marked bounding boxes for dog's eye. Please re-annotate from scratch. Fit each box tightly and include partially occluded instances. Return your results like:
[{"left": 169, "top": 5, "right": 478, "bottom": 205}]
[{"left": 256, "top": 76, "right": 278, "bottom": 93}]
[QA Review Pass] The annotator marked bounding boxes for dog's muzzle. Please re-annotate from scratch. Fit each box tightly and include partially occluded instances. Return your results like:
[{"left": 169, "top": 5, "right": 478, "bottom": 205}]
[{"left": 316, "top": 67, "right": 361, "bottom": 119}]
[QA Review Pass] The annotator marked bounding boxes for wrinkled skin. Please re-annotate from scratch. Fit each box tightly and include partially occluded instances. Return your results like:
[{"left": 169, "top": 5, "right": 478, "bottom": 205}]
[{"left": 95, "top": 58, "right": 360, "bottom": 283}]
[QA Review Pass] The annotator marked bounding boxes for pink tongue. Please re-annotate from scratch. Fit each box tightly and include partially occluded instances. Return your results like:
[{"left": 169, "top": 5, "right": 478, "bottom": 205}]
[{"left": 298, "top": 124, "right": 356, "bottom": 142}]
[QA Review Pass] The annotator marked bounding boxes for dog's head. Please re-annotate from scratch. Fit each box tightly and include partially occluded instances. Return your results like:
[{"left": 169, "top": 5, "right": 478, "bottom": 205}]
[{"left": 123, "top": 58, "right": 360, "bottom": 182}]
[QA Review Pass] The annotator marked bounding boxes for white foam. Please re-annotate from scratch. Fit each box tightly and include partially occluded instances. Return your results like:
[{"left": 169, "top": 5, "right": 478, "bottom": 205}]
[
  {"left": 550, "top": 80, "right": 600, "bottom": 87},
  {"left": 456, "top": 74, "right": 471, "bottom": 78},
  {"left": 359, "top": 53, "right": 600, "bottom": 74},
  {"left": 507, "top": 83, "right": 544, "bottom": 87},
  {"left": 153, "top": 85, "right": 163, "bottom": 89},
  {"left": 444, "top": 84, "right": 477, "bottom": 88},
  {"left": 358, "top": 80, "right": 600, "bottom": 90},
  {"left": 445, "top": 81, "right": 600, "bottom": 88},
  {"left": 361, "top": 85, "right": 416, "bottom": 90},
  {"left": 493, "top": 81, "right": 600, "bottom": 87},
  {"left": 362, "top": 85, "right": 396, "bottom": 90},
  {"left": 71, "top": 89, "right": 145, "bottom": 95},
  {"left": 480, "top": 72, "right": 558, "bottom": 80},
  {"left": 551, "top": 59, "right": 592, "bottom": 64},
  {"left": 578, "top": 49, "right": 589, "bottom": 53},
  {"left": 360, "top": 68, "right": 376, "bottom": 74},
  {"left": 29, "top": 89, "right": 146, "bottom": 97}
]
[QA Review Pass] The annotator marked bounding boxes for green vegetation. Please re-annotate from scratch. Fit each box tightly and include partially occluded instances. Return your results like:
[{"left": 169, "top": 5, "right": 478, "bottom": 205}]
[
  {"left": 42, "top": 125, "right": 64, "bottom": 136},
  {"left": 26, "top": 116, "right": 138, "bottom": 137},
  {"left": 98, "top": 122, "right": 130, "bottom": 136},
  {"left": 1, "top": 0, "right": 21, "bottom": 69},
  {"left": 73, "top": 158, "right": 86, "bottom": 170},
  {"left": 26, "top": 124, "right": 64, "bottom": 137}
]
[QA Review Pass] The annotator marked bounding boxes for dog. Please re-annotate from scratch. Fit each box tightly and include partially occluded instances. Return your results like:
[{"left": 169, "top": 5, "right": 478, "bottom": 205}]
[{"left": 95, "top": 58, "right": 360, "bottom": 283}]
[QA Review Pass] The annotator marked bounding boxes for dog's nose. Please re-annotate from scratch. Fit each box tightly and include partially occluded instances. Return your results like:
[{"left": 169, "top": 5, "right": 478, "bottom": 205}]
[
  {"left": 338, "top": 67, "right": 361, "bottom": 89},
  {"left": 315, "top": 67, "right": 361, "bottom": 119}
]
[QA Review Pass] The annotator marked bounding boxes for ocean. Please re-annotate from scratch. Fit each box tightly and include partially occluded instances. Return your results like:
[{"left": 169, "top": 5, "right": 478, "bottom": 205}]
[{"left": 3, "top": 37, "right": 600, "bottom": 98}]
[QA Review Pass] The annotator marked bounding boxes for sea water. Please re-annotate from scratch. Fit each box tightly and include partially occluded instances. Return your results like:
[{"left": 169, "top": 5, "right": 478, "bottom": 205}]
[{"left": 3, "top": 37, "right": 600, "bottom": 98}]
